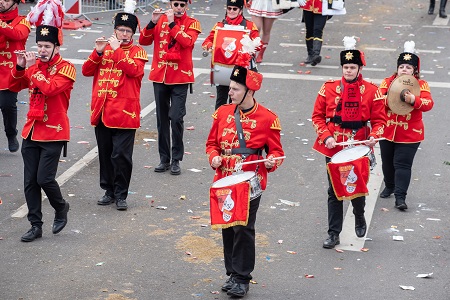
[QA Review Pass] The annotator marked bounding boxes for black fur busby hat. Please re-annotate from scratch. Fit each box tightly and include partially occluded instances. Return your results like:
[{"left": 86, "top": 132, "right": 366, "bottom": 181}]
[
  {"left": 227, "top": 0, "right": 244, "bottom": 8},
  {"left": 230, "top": 65, "right": 262, "bottom": 91},
  {"left": 114, "top": 0, "right": 139, "bottom": 33},
  {"left": 36, "top": 25, "right": 62, "bottom": 46},
  {"left": 397, "top": 41, "right": 420, "bottom": 72},
  {"left": 340, "top": 36, "right": 366, "bottom": 66}
]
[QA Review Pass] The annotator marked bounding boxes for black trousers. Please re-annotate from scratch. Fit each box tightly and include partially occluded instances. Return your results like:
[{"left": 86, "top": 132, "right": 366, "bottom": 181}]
[
  {"left": 21, "top": 137, "right": 66, "bottom": 228},
  {"left": 380, "top": 140, "right": 420, "bottom": 200},
  {"left": 0, "top": 89, "right": 18, "bottom": 138},
  {"left": 222, "top": 196, "right": 261, "bottom": 284},
  {"left": 303, "top": 10, "right": 328, "bottom": 40},
  {"left": 215, "top": 85, "right": 230, "bottom": 110},
  {"left": 94, "top": 121, "right": 136, "bottom": 200},
  {"left": 325, "top": 157, "right": 365, "bottom": 236},
  {"left": 153, "top": 83, "right": 188, "bottom": 163}
]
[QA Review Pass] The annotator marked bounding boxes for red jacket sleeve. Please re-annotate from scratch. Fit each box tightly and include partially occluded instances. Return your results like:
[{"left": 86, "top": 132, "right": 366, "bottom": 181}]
[
  {"left": 82, "top": 50, "right": 102, "bottom": 77},
  {"left": 9, "top": 68, "right": 29, "bottom": 92},
  {"left": 0, "top": 20, "right": 30, "bottom": 41},
  {"left": 139, "top": 26, "right": 155, "bottom": 46},
  {"left": 205, "top": 110, "right": 221, "bottom": 168}
]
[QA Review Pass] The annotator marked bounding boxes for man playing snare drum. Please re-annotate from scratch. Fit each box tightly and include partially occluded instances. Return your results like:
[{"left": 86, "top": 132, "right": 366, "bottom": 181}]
[
  {"left": 206, "top": 63, "right": 284, "bottom": 298},
  {"left": 311, "top": 36, "right": 386, "bottom": 249}
]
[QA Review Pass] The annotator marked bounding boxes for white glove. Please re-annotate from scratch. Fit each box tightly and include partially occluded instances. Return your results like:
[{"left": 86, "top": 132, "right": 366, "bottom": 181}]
[{"left": 297, "top": 0, "right": 307, "bottom": 6}]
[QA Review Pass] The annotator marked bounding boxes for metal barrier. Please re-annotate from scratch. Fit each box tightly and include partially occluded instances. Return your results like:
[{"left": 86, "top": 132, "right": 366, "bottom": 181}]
[{"left": 77, "top": 0, "right": 164, "bottom": 21}]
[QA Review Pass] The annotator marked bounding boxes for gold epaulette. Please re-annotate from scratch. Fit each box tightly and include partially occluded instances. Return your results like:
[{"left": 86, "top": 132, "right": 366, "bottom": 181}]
[
  {"left": 379, "top": 79, "right": 388, "bottom": 90},
  {"left": 189, "top": 20, "right": 202, "bottom": 32},
  {"left": 58, "top": 63, "right": 76, "bottom": 81},
  {"left": 251, "top": 23, "right": 258, "bottom": 31},
  {"left": 212, "top": 109, "right": 219, "bottom": 120},
  {"left": 134, "top": 49, "right": 149, "bottom": 61},
  {"left": 19, "top": 18, "right": 31, "bottom": 29},
  {"left": 420, "top": 81, "right": 430, "bottom": 92},
  {"left": 318, "top": 83, "right": 326, "bottom": 97},
  {"left": 374, "top": 89, "right": 385, "bottom": 101},
  {"left": 270, "top": 117, "right": 282, "bottom": 131}
]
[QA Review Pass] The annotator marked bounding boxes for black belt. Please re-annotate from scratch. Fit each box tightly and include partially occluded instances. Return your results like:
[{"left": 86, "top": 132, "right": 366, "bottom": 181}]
[
  {"left": 221, "top": 148, "right": 262, "bottom": 155},
  {"left": 329, "top": 116, "right": 368, "bottom": 126}
]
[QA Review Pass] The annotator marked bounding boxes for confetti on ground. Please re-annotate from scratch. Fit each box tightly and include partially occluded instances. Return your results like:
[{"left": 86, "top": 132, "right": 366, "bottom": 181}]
[
  {"left": 279, "top": 199, "right": 300, "bottom": 206},
  {"left": 393, "top": 236, "right": 404, "bottom": 241},
  {"left": 156, "top": 206, "right": 167, "bottom": 210},
  {"left": 0, "top": 198, "right": 2, "bottom": 205},
  {"left": 304, "top": 274, "right": 314, "bottom": 278},
  {"left": 210, "top": 291, "right": 219, "bottom": 294},
  {"left": 68, "top": 194, "right": 75, "bottom": 197},
  {"left": 143, "top": 138, "right": 156, "bottom": 142},
  {"left": 185, "top": 151, "right": 192, "bottom": 154},
  {"left": 426, "top": 218, "right": 441, "bottom": 221},
  {"left": 432, "top": 236, "right": 441, "bottom": 239},
  {"left": 360, "top": 248, "right": 369, "bottom": 252},
  {"left": 287, "top": 251, "right": 297, "bottom": 254},
  {"left": 188, "top": 168, "right": 202, "bottom": 173},
  {"left": 381, "top": 207, "right": 389, "bottom": 212},
  {"left": 297, "top": 70, "right": 303, "bottom": 74},
  {"left": 399, "top": 285, "right": 415, "bottom": 290},
  {"left": 250, "top": 280, "right": 258, "bottom": 284},
  {"left": 277, "top": 240, "right": 283, "bottom": 244},
  {"left": 185, "top": 251, "right": 191, "bottom": 255},
  {"left": 304, "top": 70, "right": 311, "bottom": 74},
  {"left": 334, "top": 267, "right": 342, "bottom": 270},
  {"left": 191, "top": 216, "right": 201, "bottom": 219},
  {"left": 209, "top": 95, "right": 216, "bottom": 98},
  {"left": 180, "top": 195, "right": 186, "bottom": 200},
  {"left": 404, "top": 229, "right": 414, "bottom": 232},
  {"left": 416, "top": 273, "right": 433, "bottom": 278},
  {"left": 77, "top": 141, "right": 89, "bottom": 144},
  {"left": 144, "top": 166, "right": 153, "bottom": 169},
  {"left": 96, "top": 262, "right": 105, "bottom": 266},
  {"left": 335, "top": 249, "right": 344, "bottom": 253},
  {"left": 186, "top": 126, "right": 195, "bottom": 130},
  {"left": 0, "top": 174, "right": 12, "bottom": 177}
]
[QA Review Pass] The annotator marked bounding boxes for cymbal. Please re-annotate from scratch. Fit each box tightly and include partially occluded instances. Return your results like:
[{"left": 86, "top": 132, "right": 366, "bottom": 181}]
[{"left": 387, "top": 74, "right": 420, "bottom": 115}]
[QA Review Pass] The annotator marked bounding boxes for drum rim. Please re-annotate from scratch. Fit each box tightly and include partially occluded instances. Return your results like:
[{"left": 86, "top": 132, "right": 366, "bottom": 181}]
[
  {"left": 331, "top": 145, "right": 371, "bottom": 163},
  {"left": 212, "top": 171, "right": 256, "bottom": 188}
]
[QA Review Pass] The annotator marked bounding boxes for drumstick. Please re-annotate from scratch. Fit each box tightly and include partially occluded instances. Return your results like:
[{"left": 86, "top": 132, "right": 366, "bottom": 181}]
[
  {"left": 335, "top": 138, "right": 386, "bottom": 146},
  {"left": 237, "top": 156, "right": 286, "bottom": 166}
]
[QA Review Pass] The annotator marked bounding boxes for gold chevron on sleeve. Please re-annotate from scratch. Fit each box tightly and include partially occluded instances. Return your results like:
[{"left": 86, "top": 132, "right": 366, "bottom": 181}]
[
  {"left": 374, "top": 89, "right": 385, "bottom": 101},
  {"left": 189, "top": 21, "right": 202, "bottom": 32},
  {"left": 212, "top": 110, "right": 218, "bottom": 120},
  {"left": 270, "top": 118, "right": 282, "bottom": 130},
  {"left": 379, "top": 79, "right": 388, "bottom": 89},
  {"left": 58, "top": 65, "right": 76, "bottom": 81}
]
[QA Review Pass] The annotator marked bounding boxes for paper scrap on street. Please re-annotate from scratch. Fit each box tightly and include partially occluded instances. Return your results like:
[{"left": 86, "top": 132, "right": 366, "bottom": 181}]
[
  {"left": 399, "top": 285, "right": 415, "bottom": 290},
  {"left": 416, "top": 272, "right": 433, "bottom": 278},
  {"left": 279, "top": 199, "right": 300, "bottom": 206}
]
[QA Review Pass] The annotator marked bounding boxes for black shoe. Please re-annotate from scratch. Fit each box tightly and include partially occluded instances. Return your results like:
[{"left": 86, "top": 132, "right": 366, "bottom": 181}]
[
  {"left": 52, "top": 202, "right": 69, "bottom": 234},
  {"left": 7, "top": 136, "right": 19, "bottom": 153},
  {"left": 97, "top": 194, "right": 115, "bottom": 205},
  {"left": 21, "top": 226, "right": 42, "bottom": 242},
  {"left": 439, "top": 9, "right": 447, "bottom": 18},
  {"left": 355, "top": 215, "right": 367, "bottom": 238},
  {"left": 170, "top": 160, "right": 181, "bottom": 175},
  {"left": 304, "top": 55, "right": 313, "bottom": 64},
  {"left": 221, "top": 276, "right": 236, "bottom": 292},
  {"left": 395, "top": 198, "right": 408, "bottom": 210},
  {"left": 380, "top": 187, "right": 394, "bottom": 198},
  {"left": 116, "top": 199, "right": 128, "bottom": 211},
  {"left": 227, "top": 282, "right": 249, "bottom": 297},
  {"left": 154, "top": 162, "right": 170, "bottom": 173},
  {"left": 323, "top": 234, "right": 340, "bottom": 249}
]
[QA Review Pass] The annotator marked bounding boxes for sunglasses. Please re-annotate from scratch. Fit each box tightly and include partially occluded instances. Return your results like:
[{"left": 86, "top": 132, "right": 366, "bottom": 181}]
[
  {"left": 227, "top": 7, "right": 239, "bottom": 11},
  {"left": 172, "top": 2, "right": 186, "bottom": 8}
]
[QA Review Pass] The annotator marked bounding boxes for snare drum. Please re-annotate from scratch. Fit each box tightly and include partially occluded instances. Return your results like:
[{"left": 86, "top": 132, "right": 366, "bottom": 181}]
[
  {"left": 211, "top": 171, "right": 262, "bottom": 200},
  {"left": 331, "top": 145, "right": 376, "bottom": 170},
  {"left": 211, "top": 64, "right": 233, "bottom": 86}
]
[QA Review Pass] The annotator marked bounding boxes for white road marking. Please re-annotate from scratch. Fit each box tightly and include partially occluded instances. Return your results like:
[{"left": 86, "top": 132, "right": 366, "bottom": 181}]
[
  {"left": 338, "top": 146, "right": 383, "bottom": 251},
  {"left": 433, "top": 15, "right": 450, "bottom": 26}
]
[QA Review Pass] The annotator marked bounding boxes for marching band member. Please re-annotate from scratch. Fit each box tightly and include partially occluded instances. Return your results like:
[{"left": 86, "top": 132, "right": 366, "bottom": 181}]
[
  {"left": 377, "top": 41, "right": 434, "bottom": 210},
  {"left": 202, "top": 0, "right": 260, "bottom": 109},
  {"left": 206, "top": 57, "right": 284, "bottom": 297},
  {"left": 82, "top": 0, "right": 148, "bottom": 211},
  {"left": 9, "top": 0, "right": 75, "bottom": 242},
  {"left": 0, "top": 0, "right": 30, "bottom": 152},
  {"left": 311, "top": 37, "right": 386, "bottom": 249},
  {"left": 139, "top": 0, "right": 201, "bottom": 175}
]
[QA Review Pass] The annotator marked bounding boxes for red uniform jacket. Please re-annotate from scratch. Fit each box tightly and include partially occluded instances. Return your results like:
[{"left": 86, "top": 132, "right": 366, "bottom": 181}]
[
  {"left": 301, "top": 0, "right": 323, "bottom": 14},
  {"left": 139, "top": 13, "right": 201, "bottom": 84},
  {"left": 82, "top": 43, "right": 148, "bottom": 129},
  {"left": 202, "top": 15, "right": 259, "bottom": 50},
  {"left": 312, "top": 79, "right": 386, "bottom": 157},
  {"left": 206, "top": 102, "right": 284, "bottom": 191},
  {"left": 9, "top": 55, "right": 76, "bottom": 141},
  {"left": 0, "top": 12, "right": 30, "bottom": 90},
  {"left": 377, "top": 74, "right": 434, "bottom": 143}
]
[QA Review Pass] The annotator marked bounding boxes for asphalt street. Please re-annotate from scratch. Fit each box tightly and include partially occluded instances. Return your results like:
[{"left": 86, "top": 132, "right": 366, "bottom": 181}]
[{"left": 0, "top": 0, "right": 449, "bottom": 299}]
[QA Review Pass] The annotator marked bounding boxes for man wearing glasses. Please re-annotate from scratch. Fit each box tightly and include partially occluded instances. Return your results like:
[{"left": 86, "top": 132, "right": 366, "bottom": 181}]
[
  {"left": 139, "top": 0, "right": 201, "bottom": 175},
  {"left": 82, "top": 3, "right": 148, "bottom": 211}
]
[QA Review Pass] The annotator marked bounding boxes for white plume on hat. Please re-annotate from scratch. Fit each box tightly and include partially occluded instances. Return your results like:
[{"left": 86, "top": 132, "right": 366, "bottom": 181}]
[
  {"left": 403, "top": 41, "right": 415, "bottom": 53},
  {"left": 123, "top": 0, "right": 137, "bottom": 14},
  {"left": 342, "top": 36, "right": 357, "bottom": 50}
]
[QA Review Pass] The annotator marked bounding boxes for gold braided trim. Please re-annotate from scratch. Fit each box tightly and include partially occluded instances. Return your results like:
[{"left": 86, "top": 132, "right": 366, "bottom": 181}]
[
  {"left": 46, "top": 124, "right": 63, "bottom": 132},
  {"left": 374, "top": 89, "right": 385, "bottom": 101},
  {"left": 0, "top": 61, "right": 13, "bottom": 68},
  {"left": 212, "top": 110, "right": 218, "bottom": 119},
  {"left": 0, "top": 51, "right": 12, "bottom": 59},
  {"left": 58, "top": 64, "right": 76, "bottom": 81},
  {"left": 88, "top": 57, "right": 100, "bottom": 64},
  {"left": 387, "top": 119, "right": 408, "bottom": 130},
  {"left": 122, "top": 110, "right": 137, "bottom": 118},
  {"left": 379, "top": 79, "right": 388, "bottom": 89},
  {"left": 134, "top": 49, "right": 148, "bottom": 61}
]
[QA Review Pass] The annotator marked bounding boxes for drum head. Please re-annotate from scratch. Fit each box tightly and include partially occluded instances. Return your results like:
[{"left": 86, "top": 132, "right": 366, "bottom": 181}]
[
  {"left": 331, "top": 146, "right": 371, "bottom": 163},
  {"left": 212, "top": 171, "right": 255, "bottom": 188}
]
